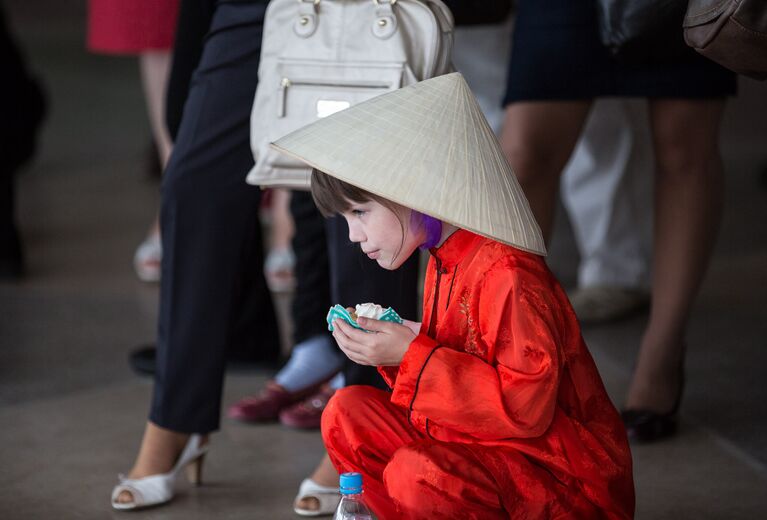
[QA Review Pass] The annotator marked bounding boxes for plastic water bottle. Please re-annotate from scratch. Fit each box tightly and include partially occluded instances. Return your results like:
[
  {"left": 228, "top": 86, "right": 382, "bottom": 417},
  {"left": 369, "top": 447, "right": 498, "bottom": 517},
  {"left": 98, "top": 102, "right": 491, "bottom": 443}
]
[{"left": 333, "top": 472, "right": 375, "bottom": 520}]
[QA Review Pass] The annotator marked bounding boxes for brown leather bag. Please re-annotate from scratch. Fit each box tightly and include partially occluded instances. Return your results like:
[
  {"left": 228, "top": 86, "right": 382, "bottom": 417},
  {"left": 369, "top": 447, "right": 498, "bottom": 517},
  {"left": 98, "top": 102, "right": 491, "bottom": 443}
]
[{"left": 684, "top": 0, "right": 767, "bottom": 80}]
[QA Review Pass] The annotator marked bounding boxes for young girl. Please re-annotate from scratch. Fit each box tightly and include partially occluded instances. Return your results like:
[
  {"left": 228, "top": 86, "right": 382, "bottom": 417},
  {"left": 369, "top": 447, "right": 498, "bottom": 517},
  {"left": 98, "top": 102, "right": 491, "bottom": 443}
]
[{"left": 271, "top": 73, "right": 635, "bottom": 519}]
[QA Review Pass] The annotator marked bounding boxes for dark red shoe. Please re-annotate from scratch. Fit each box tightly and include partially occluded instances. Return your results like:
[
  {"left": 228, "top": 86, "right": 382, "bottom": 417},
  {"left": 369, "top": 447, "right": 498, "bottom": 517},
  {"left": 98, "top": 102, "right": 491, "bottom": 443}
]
[
  {"left": 227, "top": 380, "right": 321, "bottom": 423},
  {"left": 278, "top": 385, "right": 336, "bottom": 429}
]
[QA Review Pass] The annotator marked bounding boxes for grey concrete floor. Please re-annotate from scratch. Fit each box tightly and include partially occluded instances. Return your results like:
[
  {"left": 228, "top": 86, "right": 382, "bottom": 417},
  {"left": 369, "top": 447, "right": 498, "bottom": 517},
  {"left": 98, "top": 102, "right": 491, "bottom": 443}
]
[{"left": 2, "top": 2, "right": 767, "bottom": 519}]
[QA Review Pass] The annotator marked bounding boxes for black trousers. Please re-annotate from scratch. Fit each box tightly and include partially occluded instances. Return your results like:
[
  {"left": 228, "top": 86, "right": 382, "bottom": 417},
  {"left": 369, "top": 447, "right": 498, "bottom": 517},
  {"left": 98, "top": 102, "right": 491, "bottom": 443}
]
[
  {"left": 290, "top": 192, "right": 419, "bottom": 390},
  {"left": 290, "top": 191, "right": 331, "bottom": 345},
  {"left": 150, "top": 1, "right": 279, "bottom": 434},
  {"left": 1, "top": 6, "right": 45, "bottom": 272}
]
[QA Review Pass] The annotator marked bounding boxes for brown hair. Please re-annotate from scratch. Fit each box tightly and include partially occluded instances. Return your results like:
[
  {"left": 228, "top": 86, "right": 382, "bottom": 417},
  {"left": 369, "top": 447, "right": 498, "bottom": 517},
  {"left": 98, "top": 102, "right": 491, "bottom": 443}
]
[
  {"left": 311, "top": 168, "right": 397, "bottom": 217},
  {"left": 311, "top": 168, "right": 414, "bottom": 261},
  {"left": 311, "top": 168, "right": 444, "bottom": 253}
]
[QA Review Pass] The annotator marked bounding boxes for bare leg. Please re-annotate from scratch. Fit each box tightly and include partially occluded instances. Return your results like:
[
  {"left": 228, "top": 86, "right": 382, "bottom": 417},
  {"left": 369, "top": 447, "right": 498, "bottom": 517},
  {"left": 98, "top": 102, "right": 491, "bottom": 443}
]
[
  {"left": 136, "top": 52, "right": 173, "bottom": 279},
  {"left": 294, "top": 453, "right": 338, "bottom": 511},
  {"left": 499, "top": 100, "right": 592, "bottom": 239},
  {"left": 139, "top": 51, "right": 173, "bottom": 167},
  {"left": 139, "top": 51, "right": 172, "bottom": 237},
  {"left": 116, "top": 421, "right": 208, "bottom": 504},
  {"left": 264, "top": 188, "right": 296, "bottom": 291},
  {"left": 268, "top": 189, "right": 294, "bottom": 251},
  {"left": 626, "top": 98, "right": 726, "bottom": 412},
  {"left": 309, "top": 452, "right": 338, "bottom": 486}
]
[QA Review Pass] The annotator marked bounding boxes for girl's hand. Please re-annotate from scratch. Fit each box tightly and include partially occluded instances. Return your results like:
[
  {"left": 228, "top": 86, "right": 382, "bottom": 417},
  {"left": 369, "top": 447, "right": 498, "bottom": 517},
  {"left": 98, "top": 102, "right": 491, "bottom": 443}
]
[{"left": 332, "top": 317, "right": 416, "bottom": 366}]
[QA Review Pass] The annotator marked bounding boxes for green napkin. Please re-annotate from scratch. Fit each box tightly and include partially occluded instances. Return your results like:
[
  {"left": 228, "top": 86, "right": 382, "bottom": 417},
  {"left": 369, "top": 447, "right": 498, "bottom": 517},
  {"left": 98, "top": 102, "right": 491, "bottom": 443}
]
[{"left": 326, "top": 304, "right": 403, "bottom": 332}]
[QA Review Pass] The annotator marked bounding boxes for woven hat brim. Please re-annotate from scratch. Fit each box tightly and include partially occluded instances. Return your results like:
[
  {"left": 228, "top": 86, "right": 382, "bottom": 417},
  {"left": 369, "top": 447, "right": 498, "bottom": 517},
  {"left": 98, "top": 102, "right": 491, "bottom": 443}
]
[
  {"left": 270, "top": 142, "right": 544, "bottom": 255},
  {"left": 270, "top": 73, "right": 546, "bottom": 256}
]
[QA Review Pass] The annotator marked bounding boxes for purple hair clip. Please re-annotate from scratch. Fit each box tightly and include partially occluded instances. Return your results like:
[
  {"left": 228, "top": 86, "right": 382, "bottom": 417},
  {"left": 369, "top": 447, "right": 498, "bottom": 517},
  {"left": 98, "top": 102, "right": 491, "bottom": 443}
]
[{"left": 416, "top": 212, "right": 443, "bottom": 250}]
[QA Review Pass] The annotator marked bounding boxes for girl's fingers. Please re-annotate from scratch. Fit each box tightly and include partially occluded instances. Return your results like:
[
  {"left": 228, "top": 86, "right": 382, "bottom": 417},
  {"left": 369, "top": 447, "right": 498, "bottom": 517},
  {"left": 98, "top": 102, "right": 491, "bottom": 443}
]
[
  {"left": 356, "top": 317, "right": 388, "bottom": 332},
  {"left": 334, "top": 320, "right": 359, "bottom": 345},
  {"left": 332, "top": 323, "right": 349, "bottom": 345},
  {"left": 333, "top": 325, "right": 365, "bottom": 355},
  {"left": 336, "top": 319, "right": 375, "bottom": 345},
  {"left": 337, "top": 342, "right": 370, "bottom": 365},
  {"left": 334, "top": 320, "right": 378, "bottom": 365}
]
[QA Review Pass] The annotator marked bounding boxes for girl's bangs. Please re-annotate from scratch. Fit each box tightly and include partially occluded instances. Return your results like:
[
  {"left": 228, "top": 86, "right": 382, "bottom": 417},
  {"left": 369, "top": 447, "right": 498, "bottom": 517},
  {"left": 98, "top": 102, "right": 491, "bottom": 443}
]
[{"left": 310, "top": 169, "right": 374, "bottom": 217}]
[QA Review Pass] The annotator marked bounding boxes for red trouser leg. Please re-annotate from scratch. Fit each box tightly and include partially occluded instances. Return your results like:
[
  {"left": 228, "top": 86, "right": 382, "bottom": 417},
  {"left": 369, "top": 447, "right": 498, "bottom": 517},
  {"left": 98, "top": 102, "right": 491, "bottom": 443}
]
[
  {"left": 322, "top": 386, "right": 420, "bottom": 519},
  {"left": 322, "top": 386, "right": 508, "bottom": 520},
  {"left": 384, "top": 441, "right": 508, "bottom": 520}
]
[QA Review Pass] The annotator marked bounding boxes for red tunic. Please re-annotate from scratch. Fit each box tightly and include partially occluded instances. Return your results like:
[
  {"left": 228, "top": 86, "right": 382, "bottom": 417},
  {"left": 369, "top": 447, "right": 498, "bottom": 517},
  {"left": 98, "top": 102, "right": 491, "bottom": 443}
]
[{"left": 322, "top": 230, "right": 635, "bottom": 519}]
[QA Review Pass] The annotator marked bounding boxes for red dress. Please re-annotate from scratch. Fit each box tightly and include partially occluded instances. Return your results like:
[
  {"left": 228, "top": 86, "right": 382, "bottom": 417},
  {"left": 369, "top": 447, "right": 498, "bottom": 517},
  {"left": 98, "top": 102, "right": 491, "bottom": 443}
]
[
  {"left": 322, "top": 230, "right": 635, "bottom": 519},
  {"left": 87, "top": 0, "right": 180, "bottom": 54}
]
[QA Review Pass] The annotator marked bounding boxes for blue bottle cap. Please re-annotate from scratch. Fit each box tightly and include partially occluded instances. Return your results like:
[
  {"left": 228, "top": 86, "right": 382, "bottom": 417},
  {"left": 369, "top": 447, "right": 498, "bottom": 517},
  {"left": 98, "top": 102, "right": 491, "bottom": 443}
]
[{"left": 339, "top": 472, "right": 363, "bottom": 495}]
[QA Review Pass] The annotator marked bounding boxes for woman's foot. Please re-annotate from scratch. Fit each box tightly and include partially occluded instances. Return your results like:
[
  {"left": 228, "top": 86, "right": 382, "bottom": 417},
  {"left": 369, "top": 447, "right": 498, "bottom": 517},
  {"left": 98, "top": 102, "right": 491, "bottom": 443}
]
[
  {"left": 279, "top": 385, "right": 336, "bottom": 430},
  {"left": 134, "top": 231, "right": 162, "bottom": 283},
  {"left": 294, "top": 454, "right": 339, "bottom": 516},
  {"left": 625, "top": 339, "right": 685, "bottom": 413},
  {"left": 114, "top": 423, "right": 208, "bottom": 506},
  {"left": 264, "top": 247, "right": 296, "bottom": 293},
  {"left": 623, "top": 338, "right": 685, "bottom": 442},
  {"left": 227, "top": 380, "right": 323, "bottom": 423}
]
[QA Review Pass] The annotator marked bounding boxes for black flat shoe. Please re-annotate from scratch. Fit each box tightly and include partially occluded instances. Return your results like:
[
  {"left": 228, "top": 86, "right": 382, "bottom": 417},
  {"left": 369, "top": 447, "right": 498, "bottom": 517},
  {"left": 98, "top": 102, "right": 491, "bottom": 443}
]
[{"left": 621, "top": 408, "right": 678, "bottom": 443}]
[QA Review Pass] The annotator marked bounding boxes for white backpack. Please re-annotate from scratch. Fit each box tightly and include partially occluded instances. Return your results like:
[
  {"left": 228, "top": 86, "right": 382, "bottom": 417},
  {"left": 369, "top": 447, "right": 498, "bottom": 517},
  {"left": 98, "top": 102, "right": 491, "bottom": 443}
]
[{"left": 246, "top": 0, "right": 454, "bottom": 189}]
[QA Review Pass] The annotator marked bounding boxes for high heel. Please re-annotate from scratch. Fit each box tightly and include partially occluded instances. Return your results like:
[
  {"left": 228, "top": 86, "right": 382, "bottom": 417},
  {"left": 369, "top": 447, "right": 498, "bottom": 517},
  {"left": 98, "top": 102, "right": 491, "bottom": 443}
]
[
  {"left": 621, "top": 405, "right": 680, "bottom": 443},
  {"left": 184, "top": 453, "right": 205, "bottom": 486},
  {"left": 133, "top": 234, "right": 162, "bottom": 283},
  {"left": 622, "top": 351, "right": 686, "bottom": 443},
  {"left": 111, "top": 434, "right": 208, "bottom": 510}
]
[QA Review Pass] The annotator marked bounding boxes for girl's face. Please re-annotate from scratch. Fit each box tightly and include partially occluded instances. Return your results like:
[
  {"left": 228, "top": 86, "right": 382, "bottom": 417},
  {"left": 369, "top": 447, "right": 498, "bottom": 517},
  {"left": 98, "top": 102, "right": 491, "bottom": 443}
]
[{"left": 341, "top": 199, "right": 425, "bottom": 270}]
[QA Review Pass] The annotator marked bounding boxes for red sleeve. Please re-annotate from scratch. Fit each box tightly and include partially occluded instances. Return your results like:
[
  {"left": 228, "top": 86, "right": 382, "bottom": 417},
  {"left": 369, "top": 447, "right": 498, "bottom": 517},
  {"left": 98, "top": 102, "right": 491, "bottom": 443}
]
[
  {"left": 377, "top": 365, "right": 399, "bottom": 389},
  {"left": 389, "top": 266, "right": 562, "bottom": 440},
  {"left": 376, "top": 330, "right": 430, "bottom": 389}
]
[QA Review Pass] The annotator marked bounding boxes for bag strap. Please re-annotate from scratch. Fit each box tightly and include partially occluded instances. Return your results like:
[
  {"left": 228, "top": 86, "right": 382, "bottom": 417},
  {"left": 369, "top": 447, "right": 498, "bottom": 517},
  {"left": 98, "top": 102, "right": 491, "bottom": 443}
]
[
  {"left": 295, "top": 0, "right": 319, "bottom": 38},
  {"left": 373, "top": 0, "right": 398, "bottom": 39},
  {"left": 292, "top": 0, "right": 402, "bottom": 40}
]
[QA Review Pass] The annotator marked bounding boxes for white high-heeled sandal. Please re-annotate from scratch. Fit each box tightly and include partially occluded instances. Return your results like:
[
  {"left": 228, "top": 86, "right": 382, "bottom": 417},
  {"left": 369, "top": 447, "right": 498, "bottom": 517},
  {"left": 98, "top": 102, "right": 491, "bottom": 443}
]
[
  {"left": 111, "top": 434, "right": 208, "bottom": 510},
  {"left": 264, "top": 247, "right": 296, "bottom": 293},
  {"left": 293, "top": 478, "right": 341, "bottom": 517},
  {"left": 133, "top": 234, "right": 162, "bottom": 283}
]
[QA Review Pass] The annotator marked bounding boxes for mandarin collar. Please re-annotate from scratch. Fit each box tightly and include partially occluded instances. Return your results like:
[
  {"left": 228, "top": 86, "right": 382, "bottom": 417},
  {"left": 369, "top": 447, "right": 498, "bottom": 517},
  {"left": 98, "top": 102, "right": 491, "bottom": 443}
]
[{"left": 429, "top": 229, "right": 484, "bottom": 268}]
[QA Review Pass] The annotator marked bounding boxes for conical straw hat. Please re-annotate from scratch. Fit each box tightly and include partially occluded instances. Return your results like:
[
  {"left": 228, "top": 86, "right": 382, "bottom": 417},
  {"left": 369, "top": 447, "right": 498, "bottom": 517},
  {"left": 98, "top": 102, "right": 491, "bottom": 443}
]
[{"left": 270, "top": 72, "right": 546, "bottom": 256}]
